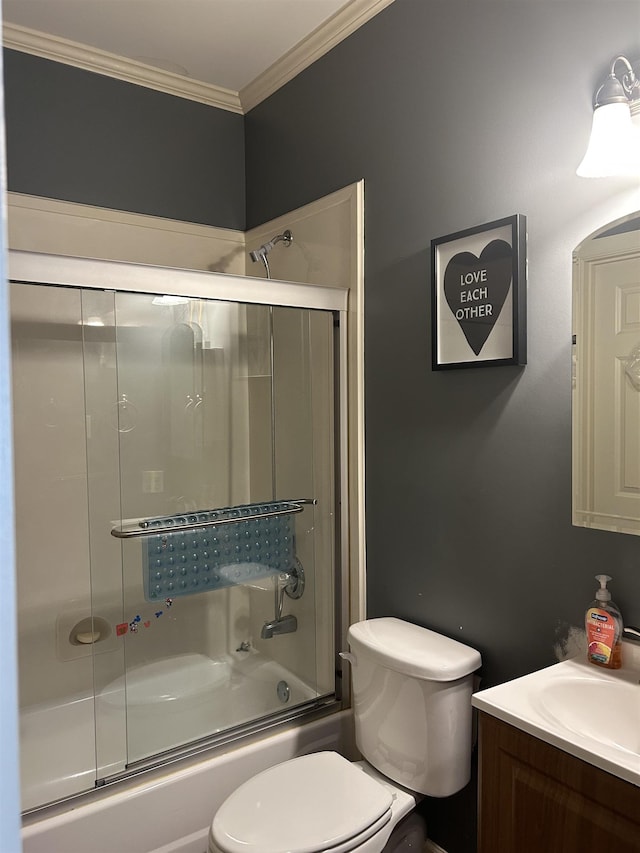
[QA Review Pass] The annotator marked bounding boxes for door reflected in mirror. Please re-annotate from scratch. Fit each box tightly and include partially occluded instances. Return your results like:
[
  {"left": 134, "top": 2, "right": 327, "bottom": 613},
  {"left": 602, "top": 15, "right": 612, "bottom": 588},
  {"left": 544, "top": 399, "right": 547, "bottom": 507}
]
[{"left": 573, "top": 211, "right": 640, "bottom": 535}]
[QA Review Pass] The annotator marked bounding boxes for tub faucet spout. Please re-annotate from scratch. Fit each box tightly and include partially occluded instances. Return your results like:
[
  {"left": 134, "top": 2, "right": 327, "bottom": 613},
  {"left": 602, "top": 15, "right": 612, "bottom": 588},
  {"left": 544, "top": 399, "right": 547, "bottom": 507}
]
[{"left": 261, "top": 614, "right": 297, "bottom": 639}]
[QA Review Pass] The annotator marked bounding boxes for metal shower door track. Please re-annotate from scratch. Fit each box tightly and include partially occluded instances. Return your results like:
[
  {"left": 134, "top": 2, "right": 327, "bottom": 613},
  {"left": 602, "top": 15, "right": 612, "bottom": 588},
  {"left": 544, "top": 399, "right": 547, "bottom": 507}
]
[{"left": 8, "top": 250, "right": 349, "bottom": 313}]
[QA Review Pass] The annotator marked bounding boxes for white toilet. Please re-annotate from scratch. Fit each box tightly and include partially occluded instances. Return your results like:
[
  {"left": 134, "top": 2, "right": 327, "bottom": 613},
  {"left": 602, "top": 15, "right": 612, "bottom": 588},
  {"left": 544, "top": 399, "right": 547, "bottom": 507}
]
[{"left": 208, "top": 617, "right": 482, "bottom": 853}]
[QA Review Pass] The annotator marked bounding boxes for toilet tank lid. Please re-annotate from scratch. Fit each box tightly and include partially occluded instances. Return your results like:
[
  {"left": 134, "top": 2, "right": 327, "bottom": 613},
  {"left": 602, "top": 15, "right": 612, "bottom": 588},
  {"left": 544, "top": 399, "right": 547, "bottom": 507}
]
[{"left": 347, "top": 618, "right": 481, "bottom": 681}]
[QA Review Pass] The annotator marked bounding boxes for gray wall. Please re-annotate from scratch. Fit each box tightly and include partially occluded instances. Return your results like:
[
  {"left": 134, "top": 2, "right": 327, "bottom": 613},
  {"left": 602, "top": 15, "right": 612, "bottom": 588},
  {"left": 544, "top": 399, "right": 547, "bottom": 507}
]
[
  {"left": 4, "top": 49, "right": 245, "bottom": 228},
  {"left": 4, "top": 3, "right": 640, "bottom": 849},
  {"left": 244, "top": 2, "right": 640, "bottom": 849}
]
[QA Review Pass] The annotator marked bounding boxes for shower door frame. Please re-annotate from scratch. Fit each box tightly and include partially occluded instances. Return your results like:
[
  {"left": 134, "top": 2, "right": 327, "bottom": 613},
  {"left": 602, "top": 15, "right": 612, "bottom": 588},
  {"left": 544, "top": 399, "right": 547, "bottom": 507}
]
[{"left": 9, "top": 248, "right": 352, "bottom": 800}]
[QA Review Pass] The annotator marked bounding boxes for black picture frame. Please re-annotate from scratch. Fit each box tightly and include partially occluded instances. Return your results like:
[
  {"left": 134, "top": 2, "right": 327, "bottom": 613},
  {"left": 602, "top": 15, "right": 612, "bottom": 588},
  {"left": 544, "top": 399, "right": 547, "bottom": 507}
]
[{"left": 431, "top": 214, "right": 527, "bottom": 370}]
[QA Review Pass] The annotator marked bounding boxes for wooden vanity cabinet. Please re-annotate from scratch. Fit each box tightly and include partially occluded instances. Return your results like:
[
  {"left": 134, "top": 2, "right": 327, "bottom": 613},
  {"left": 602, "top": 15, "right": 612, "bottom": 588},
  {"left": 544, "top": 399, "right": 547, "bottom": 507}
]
[{"left": 478, "top": 712, "right": 640, "bottom": 853}]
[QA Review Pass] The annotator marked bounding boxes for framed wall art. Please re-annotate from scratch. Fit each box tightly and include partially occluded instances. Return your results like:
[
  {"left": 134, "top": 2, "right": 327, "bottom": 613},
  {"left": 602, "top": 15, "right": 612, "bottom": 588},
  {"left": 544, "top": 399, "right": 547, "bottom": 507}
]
[{"left": 431, "top": 214, "right": 527, "bottom": 370}]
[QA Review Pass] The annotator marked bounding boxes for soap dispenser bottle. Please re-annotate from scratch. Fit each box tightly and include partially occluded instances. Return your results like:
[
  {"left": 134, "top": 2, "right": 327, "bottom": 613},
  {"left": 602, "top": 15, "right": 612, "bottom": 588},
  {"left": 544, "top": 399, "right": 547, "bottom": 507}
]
[{"left": 585, "top": 574, "right": 623, "bottom": 669}]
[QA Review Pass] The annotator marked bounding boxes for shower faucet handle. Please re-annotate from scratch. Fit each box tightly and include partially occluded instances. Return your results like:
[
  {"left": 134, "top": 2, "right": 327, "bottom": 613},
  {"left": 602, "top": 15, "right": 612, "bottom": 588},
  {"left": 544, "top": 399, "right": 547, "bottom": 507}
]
[{"left": 283, "top": 559, "right": 305, "bottom": 601}]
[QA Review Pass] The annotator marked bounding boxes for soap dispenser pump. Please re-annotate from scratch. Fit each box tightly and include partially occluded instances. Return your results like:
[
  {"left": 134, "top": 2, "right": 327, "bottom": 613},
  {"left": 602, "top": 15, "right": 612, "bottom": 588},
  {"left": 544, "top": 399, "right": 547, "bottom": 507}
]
[{"left": 585, "top": 574, "right": 623, "bottom": 669}]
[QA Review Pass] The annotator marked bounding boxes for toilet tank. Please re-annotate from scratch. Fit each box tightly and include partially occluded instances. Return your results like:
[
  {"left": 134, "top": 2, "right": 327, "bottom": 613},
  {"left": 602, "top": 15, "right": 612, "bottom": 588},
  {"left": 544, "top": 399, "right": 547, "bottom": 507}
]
[{"left": 347, "top": 618, "right": 481, "bottom": 798}]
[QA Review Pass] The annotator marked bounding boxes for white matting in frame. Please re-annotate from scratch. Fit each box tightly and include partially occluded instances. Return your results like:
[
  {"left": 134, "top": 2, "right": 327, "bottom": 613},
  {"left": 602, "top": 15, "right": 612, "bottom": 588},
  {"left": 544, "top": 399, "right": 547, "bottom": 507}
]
[{"left": 431, "top": 214, "right": 527, "bottom": 370}]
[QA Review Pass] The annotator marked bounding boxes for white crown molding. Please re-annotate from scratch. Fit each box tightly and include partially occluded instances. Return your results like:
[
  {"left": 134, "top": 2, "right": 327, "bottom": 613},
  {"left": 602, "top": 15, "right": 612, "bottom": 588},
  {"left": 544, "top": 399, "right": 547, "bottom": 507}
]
[
  {"left": 240, "top": 0, "right": 395, "bottom": 112},
  {"left": 3, "top": 22, "right": 243, "bottom": 114},
  {"left": 3, "top": 1, "right": 394, "bottom": 115}
]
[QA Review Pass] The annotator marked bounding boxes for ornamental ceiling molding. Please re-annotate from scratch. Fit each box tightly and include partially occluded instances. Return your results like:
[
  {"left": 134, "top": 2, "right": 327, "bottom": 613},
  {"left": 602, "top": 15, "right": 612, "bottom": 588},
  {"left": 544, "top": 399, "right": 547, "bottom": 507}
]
[
  {"left": 3, "top": 1, "right": 394, "bottom": 115},
  {"left": 3, "top": 22, "right": 243, "bottom": 113}
]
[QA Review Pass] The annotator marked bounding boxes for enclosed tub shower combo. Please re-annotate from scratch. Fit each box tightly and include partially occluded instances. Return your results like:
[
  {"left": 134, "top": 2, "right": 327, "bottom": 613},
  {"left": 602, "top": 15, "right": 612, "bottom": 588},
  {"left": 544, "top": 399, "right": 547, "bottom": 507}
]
[{"left": 10, "top": 250, "right": 349, "bottom": 818}]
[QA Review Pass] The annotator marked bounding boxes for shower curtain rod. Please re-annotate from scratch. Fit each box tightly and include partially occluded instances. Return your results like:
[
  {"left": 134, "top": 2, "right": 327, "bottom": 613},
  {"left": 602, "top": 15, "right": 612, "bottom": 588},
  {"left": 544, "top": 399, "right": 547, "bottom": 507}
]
[{"left": 111, "top": 498, "right": 317, "bottom": 539}]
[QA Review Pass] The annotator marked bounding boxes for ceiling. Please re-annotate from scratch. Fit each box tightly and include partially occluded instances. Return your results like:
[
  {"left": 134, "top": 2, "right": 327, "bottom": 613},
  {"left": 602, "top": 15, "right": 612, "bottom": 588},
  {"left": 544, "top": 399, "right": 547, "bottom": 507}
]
[{"left": 2, "top": 0, "right": 369, "bottom": 94}]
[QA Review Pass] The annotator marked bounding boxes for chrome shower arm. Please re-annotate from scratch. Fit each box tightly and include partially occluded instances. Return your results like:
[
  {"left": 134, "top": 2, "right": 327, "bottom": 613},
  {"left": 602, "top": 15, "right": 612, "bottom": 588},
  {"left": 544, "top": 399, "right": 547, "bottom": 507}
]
[{"left": 248, "top": 230, "right": 293, "bottom": 279}]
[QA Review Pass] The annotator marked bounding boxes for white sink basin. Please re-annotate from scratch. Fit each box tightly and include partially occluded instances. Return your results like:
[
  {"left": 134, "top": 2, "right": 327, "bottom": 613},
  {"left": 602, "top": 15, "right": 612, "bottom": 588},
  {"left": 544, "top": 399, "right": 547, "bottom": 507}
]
[
  {"left": 473, "top": 643, "right": 640, "bottom": 787},
  {"left": 536, "top": 676, "right": 640, "bottom": 755}
]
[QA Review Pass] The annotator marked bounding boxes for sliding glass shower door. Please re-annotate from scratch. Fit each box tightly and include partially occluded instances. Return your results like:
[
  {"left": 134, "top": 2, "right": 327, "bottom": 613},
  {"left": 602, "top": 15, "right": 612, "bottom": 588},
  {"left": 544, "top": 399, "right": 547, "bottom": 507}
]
[
  {"left": 12, "top": 283, "right": 99, "bottom": 809},
  {"left": 12, "top": 272, "right": 338, "bottom": 810}
]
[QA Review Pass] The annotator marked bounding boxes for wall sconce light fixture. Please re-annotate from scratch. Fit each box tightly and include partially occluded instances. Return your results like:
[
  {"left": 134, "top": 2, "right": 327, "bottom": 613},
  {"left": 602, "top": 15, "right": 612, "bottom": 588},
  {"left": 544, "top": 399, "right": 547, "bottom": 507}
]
[{"left": 577, "top": 55, "right": 640, "bottom": 177}]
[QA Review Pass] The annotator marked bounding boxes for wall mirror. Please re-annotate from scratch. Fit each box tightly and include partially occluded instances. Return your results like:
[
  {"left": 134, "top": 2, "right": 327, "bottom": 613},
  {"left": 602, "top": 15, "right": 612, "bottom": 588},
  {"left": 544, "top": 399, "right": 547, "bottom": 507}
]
[{"left": 573, "top": 211, "right": 640, "bottom": 535}]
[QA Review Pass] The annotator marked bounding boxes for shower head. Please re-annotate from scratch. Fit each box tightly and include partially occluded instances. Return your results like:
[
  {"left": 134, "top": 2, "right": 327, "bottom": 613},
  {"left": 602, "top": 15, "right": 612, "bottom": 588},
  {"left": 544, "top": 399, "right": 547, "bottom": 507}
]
[
  {"left": 248, "top": 229, "right": 293, "bottom": 280},
  {"left": 249, "top": 230, "right": 293, "bottom": 263}
]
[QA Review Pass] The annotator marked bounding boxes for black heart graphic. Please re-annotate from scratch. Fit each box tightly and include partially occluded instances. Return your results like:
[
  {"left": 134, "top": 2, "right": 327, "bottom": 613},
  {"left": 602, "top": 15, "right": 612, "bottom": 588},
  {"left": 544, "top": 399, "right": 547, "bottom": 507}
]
[{"left": 443, "top": 240, "right": 513, "bottom": 355}]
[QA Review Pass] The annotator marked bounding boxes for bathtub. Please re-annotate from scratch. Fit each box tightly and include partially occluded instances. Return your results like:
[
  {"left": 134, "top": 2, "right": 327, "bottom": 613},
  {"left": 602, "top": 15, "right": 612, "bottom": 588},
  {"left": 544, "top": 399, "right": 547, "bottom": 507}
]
[
  {"left": 101, "top": 651, "right": 320, "bottom": 763},
  {"left": 22, "top": 653, "right": 353, "bottom": 852}
]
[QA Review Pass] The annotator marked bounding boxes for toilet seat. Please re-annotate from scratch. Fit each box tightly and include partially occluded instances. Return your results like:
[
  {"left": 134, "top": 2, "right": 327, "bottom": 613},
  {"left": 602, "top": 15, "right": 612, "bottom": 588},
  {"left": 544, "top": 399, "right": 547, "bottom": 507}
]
[{"left": 210, "top": 751, "right": 393, "bottom": 853}]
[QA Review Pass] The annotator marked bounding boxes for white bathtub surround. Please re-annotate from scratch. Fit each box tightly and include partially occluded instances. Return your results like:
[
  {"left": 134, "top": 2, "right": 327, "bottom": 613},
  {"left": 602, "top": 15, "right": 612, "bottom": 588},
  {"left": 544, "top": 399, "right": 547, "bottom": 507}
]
[
  {"left": 9, "top": 183, "right": 366, "bottom": 633},
  {"left": 11, "top": 189, "right": 365, "bottom": 848},
  {"left": 22, "top": 709, "right": 355, "bottom": 853}
]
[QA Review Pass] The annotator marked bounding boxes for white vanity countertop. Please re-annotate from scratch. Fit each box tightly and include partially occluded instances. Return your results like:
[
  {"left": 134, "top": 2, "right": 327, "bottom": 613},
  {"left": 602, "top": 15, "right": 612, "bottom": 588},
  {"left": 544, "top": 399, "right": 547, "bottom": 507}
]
[{"left": 472, "top": 641, "right": 640, "bottom": 787}]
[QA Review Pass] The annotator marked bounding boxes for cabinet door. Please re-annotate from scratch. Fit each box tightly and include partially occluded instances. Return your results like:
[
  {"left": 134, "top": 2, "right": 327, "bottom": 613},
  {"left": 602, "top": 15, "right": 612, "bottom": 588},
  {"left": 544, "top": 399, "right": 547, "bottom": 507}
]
[{"left": 479, "top": 713, "right": 640, "bottom": 853}]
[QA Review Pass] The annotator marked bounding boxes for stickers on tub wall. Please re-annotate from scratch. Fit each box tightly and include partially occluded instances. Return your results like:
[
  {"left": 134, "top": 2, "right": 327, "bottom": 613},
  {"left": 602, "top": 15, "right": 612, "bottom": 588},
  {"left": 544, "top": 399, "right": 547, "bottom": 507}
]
[{"left": 116, "top": 598, "right": 174, "bottom": 637}]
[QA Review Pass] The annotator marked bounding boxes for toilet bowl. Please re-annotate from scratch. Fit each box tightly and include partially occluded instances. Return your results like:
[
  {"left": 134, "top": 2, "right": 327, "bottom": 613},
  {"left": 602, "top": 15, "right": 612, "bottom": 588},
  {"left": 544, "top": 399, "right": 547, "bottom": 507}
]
[
  {"left": 208, "top": 618, "right": 481, "bottom": 853},
  {"left": 208, "top": 752, "right": 418, "bottom": 853}
]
